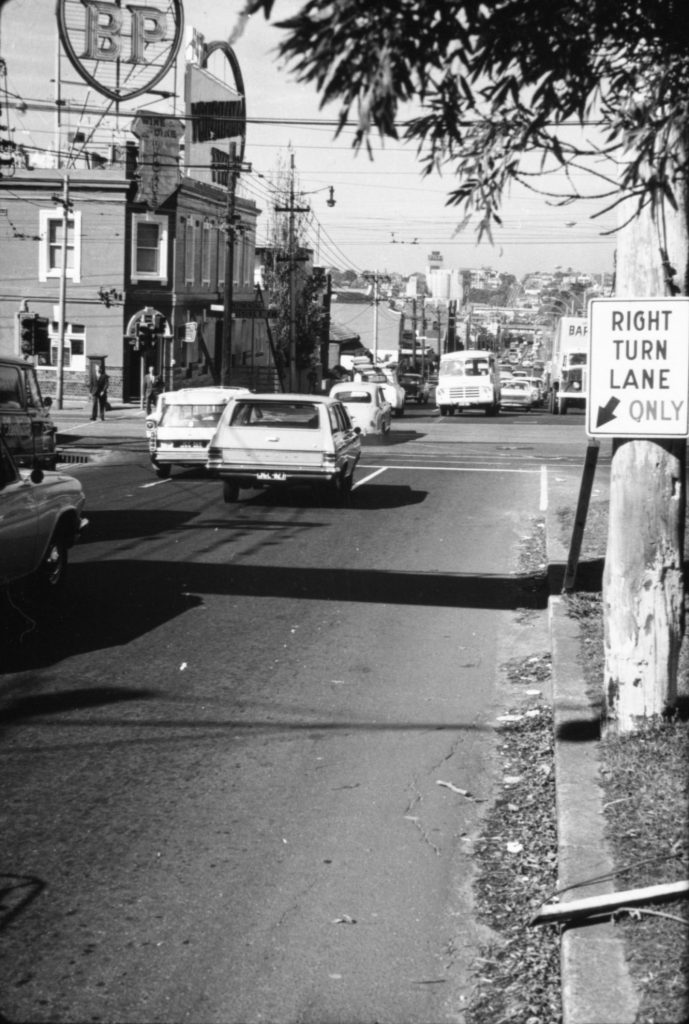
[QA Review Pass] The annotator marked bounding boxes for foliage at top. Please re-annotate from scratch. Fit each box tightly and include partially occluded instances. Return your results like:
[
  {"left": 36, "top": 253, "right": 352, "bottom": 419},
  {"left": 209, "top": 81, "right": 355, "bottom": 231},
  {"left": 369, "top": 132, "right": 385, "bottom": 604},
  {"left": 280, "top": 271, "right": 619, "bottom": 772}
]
[{"left": 245, "top": 0, "right": 689, "bottom": 238}]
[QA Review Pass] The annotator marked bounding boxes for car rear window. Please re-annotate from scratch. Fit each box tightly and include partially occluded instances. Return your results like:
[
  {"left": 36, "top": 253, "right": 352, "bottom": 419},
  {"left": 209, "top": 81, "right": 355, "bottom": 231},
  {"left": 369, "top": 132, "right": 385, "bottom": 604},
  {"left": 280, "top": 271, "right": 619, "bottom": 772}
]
[
  {"left": 160, "top": 403, "right": 226, "bottom": 426},
  {"left": 230, "top": 401, "right": 320, "bottom": 428},
  {"left": 333, "top": 390, "right": 372, "bottom": 403}
]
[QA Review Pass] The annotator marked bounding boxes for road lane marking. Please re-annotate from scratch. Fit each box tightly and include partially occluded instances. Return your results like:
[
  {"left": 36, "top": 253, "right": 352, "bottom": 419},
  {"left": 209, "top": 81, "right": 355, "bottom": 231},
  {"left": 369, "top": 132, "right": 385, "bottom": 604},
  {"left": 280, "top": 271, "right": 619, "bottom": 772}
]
[
  {"left": 141, "top": 478, "right": 172, "bottom": 488},
  {"left": 359, "top": 464, "right": 542, "bottom": 474},
  {"left": 540, "top": 465, "right": 548, "bottom": 512},
  {"left": 353, "top": 467, "right": 387, "bottom": 489}
]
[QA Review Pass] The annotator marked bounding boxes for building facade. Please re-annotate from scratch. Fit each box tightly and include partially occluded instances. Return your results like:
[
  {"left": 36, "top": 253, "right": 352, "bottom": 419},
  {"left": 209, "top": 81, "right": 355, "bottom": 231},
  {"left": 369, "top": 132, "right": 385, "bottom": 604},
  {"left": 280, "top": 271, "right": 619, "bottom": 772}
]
[{"left": 0, "top": 165, "right": 274, "bottom": 404}]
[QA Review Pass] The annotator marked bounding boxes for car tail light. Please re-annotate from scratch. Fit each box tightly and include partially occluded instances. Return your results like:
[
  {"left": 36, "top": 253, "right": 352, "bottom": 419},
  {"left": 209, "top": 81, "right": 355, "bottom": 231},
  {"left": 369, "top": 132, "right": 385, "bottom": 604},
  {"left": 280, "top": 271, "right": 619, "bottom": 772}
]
[
  {"left": 322, "top": 452, "right": 337, "bottom": 466},
  {"left": 208, "top": 446, "right": 221, "bottom": 460}
]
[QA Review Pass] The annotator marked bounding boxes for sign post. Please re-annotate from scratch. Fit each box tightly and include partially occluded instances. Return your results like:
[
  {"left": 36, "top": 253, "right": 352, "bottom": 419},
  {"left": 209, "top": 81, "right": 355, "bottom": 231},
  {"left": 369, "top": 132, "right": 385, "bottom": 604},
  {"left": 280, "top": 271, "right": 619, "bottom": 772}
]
[{"left": 587, "top": 297, "right": 689, "bottom": 438}]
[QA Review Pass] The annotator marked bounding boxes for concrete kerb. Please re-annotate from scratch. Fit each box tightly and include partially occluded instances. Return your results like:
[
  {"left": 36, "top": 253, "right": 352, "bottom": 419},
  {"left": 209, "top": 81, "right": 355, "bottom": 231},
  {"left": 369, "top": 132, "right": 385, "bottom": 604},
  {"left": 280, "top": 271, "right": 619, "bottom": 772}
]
[{"left": 546, "top": 485, "right": 639, "bottom": 1023}]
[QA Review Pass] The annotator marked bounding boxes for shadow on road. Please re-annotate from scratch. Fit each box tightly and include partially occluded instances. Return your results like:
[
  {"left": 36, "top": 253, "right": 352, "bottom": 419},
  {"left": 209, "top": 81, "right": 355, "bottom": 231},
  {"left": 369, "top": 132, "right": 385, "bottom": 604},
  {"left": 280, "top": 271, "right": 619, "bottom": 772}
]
[
  {"left": 1, "top": 558, "right": 547, "bottom": 673},
  {"left": 0, "top": 685, "right": 159, "bottom": 723}
]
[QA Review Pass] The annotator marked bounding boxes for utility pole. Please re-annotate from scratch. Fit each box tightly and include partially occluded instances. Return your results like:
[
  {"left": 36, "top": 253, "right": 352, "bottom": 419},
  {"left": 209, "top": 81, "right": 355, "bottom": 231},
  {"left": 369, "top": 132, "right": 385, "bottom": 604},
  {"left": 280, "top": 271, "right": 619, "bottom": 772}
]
[
  {"left": 363, "top": 271, "right": 390, "bottom": 364},
  {"left": 275, "top": 153, "right": 309, "bottom": 391},
  {"left": 221, "top": 142, "right": 251, "bottom": 385},
  {"left": 54, "top": 173, "right": 72, "bottom": 410}
]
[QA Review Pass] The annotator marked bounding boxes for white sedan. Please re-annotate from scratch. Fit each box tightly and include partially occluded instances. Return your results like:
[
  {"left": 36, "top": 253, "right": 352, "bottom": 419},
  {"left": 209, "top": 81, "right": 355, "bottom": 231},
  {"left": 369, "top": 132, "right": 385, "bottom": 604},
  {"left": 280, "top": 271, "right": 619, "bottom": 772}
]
[
  {"left": 329, "top": 382, "right": 392, "bottom": 438},
  {"left": 500, "top": 378, "right": 534, "bottom": 412}
]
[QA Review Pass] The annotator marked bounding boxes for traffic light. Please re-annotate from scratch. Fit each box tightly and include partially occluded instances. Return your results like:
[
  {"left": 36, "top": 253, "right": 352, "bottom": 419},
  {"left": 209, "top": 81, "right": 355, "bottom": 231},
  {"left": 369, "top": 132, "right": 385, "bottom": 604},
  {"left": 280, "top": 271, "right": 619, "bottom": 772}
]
[
  {"left": 33, "top": 316, "right": 50, "bottom": 362},
  {"left": 19, "top": 314, "right": 35, "bottom": 355}
]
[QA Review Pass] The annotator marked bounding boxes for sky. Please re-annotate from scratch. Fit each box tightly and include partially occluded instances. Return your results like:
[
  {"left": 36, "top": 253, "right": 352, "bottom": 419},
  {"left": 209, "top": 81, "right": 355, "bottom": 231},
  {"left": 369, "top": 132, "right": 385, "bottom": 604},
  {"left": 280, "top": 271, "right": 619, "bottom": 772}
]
[{"left": 0, "top": 0, "right": 618, "bottom": 280}]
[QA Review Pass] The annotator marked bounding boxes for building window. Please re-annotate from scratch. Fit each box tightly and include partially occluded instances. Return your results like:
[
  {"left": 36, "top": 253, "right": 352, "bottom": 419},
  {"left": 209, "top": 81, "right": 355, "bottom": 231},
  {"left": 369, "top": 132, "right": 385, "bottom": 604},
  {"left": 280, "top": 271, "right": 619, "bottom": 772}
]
[
  {"left": 39, "top": 209, "right": 82, "bottom": 282},
  {"left": 42, "top": 322, "right": 86, "bottom": 371},
  {"left": 131, "top": 214, "right": 168, "bottom": 283},
  {"left": 217, "top": 231, "right": 225, "bottom": 290},
  {"left": 184, "top": 217, "right": 195, "bottom": 285},
  {"left": 202, "top": 220, "right": 212, "bottom": 285}
]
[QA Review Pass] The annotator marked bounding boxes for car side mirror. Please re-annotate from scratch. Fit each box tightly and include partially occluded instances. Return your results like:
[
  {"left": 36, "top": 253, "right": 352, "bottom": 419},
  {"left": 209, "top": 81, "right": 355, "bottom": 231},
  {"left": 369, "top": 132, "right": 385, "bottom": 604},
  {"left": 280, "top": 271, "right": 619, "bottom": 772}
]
[
  {"left": 43, "top": 396, "right": 53, "bottom": 408},
  {"left": 30, "top": 466, "right": 44, "bottom": 484},
  {"left": 353, "top": 426, "right": 362, "bottom": 435}
]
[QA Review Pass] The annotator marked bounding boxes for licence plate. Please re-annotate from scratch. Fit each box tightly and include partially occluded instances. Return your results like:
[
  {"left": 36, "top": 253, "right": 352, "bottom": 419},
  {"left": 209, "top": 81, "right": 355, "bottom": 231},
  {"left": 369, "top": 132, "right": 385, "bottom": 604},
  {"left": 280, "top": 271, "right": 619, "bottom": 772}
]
[{"left": 257, "top": 471, "right": 287, "bottom": 481}]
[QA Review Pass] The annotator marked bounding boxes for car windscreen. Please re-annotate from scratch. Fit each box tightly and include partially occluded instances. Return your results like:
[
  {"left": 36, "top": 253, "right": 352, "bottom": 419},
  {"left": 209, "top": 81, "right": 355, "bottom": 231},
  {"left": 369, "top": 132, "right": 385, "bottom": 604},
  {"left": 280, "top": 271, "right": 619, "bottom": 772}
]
[
  {"left": 160, "top": 403, "right": 226, "bottom": 427},
  {"left": 230, "top": 401, "right": 321, "bottom": 427},
  {"left": 439, "top": 358, "right": 490, "bottom": 377},
  {"left": 333, "top": 390, "right": 372, "bottom": 403}
]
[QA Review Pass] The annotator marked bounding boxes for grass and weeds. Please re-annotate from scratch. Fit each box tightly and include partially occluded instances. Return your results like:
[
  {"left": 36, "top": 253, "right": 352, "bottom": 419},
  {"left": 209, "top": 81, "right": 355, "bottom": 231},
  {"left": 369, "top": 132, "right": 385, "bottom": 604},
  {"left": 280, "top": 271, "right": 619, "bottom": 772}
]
[
  {"left": 466, "top": 522, "right": 562, "bottom": 1024},
  {"left": 561, "top": 501, "right": 689, "bottom": 1024},
  {"left": 465, "top": 655, "right": 561, "bottom": 1024},
  {"left": 466, "top": 505, "right": 689, "bottom": 1024}
]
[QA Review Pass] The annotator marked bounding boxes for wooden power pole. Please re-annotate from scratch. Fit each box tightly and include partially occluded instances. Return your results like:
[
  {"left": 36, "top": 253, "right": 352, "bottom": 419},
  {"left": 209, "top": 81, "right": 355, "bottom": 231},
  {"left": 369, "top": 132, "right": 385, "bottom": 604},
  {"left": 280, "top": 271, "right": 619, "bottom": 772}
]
[{"left": 603, "top": 182, "right": 688, "bottom": 733}]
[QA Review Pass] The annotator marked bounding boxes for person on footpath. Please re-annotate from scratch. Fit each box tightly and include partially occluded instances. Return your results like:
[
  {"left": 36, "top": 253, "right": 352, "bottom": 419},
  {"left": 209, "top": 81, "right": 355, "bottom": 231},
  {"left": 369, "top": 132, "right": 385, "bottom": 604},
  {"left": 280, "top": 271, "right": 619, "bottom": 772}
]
[
  {"left": 143, "top": 365, "right": 162, "bottom": 414},
  {"left": 90, "top": 363, "right": 109, "bottom": 421}
]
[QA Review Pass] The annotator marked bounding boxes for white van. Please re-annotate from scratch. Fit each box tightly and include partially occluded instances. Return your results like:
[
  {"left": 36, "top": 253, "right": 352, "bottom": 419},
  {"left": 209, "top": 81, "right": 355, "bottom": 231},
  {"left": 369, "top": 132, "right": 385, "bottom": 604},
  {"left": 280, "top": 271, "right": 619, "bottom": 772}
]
[
  {"left": 148, "top": 386, "right": 250, "bottom": 478},
  {"left": 435, "top": 350, "right": 501, "bottom": 416},
  {"left": 0, "top": 356, "right": 57, "bottom": 468}
]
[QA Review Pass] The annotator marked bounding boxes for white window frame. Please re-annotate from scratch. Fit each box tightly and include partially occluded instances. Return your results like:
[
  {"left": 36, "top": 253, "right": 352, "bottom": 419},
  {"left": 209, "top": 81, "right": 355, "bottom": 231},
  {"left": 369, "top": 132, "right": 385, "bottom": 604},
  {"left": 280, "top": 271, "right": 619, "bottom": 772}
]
[
  {"left": 131, "top": 213, "right": 168, "bottom": 284},
  {"left": 184, "top": 217, "right": 195, "bottom": 286},
  {"left": 39, "top": 209, "right": 82, "bottom": 283},
  {"left": 44, "top": 319, "right": 86, "bottom": 372},
  {"left": 202, "top": 219, "right": 212, "bottom": 285}
]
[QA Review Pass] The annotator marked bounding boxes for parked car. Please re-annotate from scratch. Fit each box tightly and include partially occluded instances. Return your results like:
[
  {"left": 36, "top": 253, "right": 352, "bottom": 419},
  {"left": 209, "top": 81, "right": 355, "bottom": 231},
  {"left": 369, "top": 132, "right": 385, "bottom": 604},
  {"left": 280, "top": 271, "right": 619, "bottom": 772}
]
[
  {"left": 329, "top": 381, "right": 392, "bottom": 438},
  {"left": 399, "top": 373, "right": 430, "bottom": 404},
  {"left": 147, "top": 386, "right": 250, "bottom": 478},
  {"left": 206, "top": 393, "right": 361, "bottom": 504},
  {"left": 500, "top": 378, "right": 534, "bottom": 412},
  {"left": 0, "top": 434, "right": 87, "bottom": 597},
  {"left": 0, "top": 356, "right": 57, "bottom": 469}
]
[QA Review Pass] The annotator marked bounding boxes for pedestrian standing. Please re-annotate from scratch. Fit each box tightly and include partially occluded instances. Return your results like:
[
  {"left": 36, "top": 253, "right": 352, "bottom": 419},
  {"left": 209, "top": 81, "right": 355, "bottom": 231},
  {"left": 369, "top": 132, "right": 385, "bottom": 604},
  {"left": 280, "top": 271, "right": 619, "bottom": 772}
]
[
  {"left": 143, "top": 365, "right": 162, "bottom": 414},
  {"left": 90, "top": 363, "right": 109, "bottom": 421}
]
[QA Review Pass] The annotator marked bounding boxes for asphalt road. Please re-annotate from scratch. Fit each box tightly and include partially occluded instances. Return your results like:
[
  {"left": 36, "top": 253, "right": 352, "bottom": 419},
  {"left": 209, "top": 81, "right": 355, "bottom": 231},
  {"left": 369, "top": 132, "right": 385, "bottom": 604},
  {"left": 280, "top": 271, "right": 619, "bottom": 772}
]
[{"left": 0, "top": 406, "right": 601, "bottom": 1024}]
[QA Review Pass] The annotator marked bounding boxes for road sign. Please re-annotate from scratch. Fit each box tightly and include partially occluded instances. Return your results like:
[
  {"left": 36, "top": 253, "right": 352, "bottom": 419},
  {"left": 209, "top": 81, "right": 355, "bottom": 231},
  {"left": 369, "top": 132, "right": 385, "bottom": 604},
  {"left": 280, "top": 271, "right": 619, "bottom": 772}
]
[{"left": 587, "top": 297, "right": 689, "bottom": 438}]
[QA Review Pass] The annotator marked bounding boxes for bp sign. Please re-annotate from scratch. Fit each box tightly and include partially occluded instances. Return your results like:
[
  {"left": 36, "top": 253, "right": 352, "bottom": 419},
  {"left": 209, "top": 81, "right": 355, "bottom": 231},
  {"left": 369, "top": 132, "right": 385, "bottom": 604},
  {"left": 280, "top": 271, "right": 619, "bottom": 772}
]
[
  {"left": 57, "top": 0, "right": 184, "bottom": 103},
  {"left": 587, "top": 297, "right": 689, "bottom": 438}
]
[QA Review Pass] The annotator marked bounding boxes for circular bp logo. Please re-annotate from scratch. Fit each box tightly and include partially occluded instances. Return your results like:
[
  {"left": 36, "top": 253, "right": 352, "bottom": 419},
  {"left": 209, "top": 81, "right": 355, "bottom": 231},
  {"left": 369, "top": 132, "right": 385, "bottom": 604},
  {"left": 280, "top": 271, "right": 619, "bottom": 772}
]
[{"left": 57, "top": 0, "right": 184, "bottom": 103}]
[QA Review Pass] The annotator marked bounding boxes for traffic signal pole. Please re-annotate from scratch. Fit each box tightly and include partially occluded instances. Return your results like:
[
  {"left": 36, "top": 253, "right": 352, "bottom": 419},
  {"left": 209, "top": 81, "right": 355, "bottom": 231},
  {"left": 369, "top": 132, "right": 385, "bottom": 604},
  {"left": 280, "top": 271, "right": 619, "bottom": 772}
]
[
  {"left": 221, "top": 143, "right": 251, "bottom": 386},
  {"left": 55, "top": 173, "right": 71, "bottom": 409}
]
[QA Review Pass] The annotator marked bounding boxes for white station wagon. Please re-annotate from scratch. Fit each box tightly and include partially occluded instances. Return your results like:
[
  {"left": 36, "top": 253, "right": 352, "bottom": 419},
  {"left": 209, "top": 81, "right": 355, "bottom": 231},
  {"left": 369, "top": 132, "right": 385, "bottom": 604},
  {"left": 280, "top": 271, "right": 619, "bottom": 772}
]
[
  {"left": 148, "top": 386, "right": 250, "bottom": 479},
  {"left": 206, "top": 393, "right": 362, "bottom": 504}
]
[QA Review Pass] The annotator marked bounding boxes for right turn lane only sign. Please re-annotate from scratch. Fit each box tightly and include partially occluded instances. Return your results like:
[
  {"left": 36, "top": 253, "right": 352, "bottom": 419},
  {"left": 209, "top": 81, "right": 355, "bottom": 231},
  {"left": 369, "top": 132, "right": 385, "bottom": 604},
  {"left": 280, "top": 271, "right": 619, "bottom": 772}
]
[{"left": 587, "top": 297, "right": 689, "bottom": 438}]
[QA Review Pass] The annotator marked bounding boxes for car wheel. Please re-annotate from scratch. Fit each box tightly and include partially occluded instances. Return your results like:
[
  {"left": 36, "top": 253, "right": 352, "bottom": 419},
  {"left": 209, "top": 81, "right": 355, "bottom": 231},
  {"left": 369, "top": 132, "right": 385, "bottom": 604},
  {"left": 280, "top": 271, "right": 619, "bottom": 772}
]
[
  {"left": 155, "top": 463, "right": 171, "bottom": 479},
  {"left": 223, "top": 479, "right": 240, "bottom": 503},
  {"left": 35, "top": 533, "right": 68, "bottom": 598},
  {"left": 330, "top": 469, "right": 352, "bottom": 507}
]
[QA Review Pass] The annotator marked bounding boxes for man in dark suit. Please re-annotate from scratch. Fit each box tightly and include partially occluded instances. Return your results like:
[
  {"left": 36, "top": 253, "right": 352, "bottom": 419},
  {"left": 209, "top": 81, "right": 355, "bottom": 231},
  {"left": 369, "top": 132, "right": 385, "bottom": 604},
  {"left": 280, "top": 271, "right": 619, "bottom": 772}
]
[
  {"left": 90, "top": 364, "right": 109, "bottom": 421},
  {"left": 143, "top": 365, "right": 162, "bottom": 414}
]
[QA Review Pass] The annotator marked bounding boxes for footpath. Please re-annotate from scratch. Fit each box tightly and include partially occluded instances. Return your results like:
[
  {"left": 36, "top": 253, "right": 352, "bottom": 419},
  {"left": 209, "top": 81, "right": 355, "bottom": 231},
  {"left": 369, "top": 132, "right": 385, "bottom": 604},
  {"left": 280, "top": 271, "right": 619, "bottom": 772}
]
[{"left": 51, "top": 403, "right": 636, "bottom": 1023}]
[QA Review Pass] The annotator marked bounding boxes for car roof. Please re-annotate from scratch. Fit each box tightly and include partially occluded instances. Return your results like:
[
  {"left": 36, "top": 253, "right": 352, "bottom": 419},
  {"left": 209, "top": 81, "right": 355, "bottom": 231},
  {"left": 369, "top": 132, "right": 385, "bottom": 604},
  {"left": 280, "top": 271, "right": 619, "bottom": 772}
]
[
  {"left": 161, "top": 386, "right": 249, "bottom": 404},
  {"left": 238, "top": 392, "right": 328, "bottom": 400},
  {"left": 331, "top": 382, "right": 383, "bottom": 393}
]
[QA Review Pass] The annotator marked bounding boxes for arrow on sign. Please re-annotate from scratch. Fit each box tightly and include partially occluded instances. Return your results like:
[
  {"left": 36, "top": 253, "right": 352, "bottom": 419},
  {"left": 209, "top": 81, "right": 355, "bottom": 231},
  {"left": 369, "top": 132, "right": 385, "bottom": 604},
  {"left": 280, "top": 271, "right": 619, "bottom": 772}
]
[{"left": 596, "top": 396, "right": 621, "bottom": 428}]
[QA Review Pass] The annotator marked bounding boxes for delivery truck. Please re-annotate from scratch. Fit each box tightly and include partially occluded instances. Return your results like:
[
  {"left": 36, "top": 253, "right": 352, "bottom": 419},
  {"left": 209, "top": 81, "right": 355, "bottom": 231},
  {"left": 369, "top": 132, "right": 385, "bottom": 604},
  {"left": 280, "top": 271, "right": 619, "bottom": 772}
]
[{"left": 544, "top": 316, "right": 588, "bottom": 415}]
